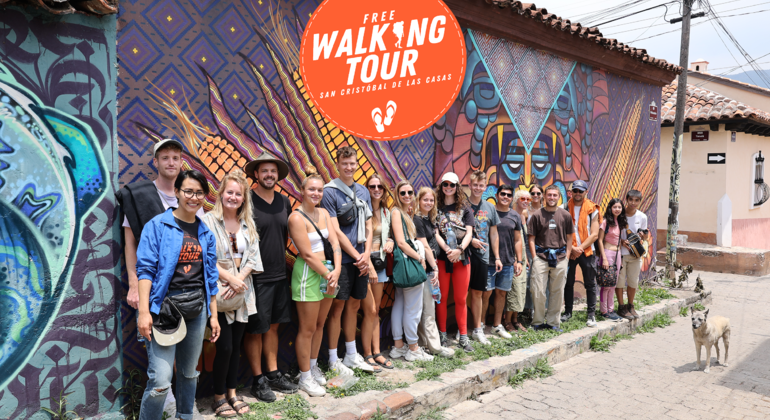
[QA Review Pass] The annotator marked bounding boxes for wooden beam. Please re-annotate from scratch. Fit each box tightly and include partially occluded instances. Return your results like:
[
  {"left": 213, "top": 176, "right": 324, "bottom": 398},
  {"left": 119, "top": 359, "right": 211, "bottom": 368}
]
[
  {"left": 725, "top": 122, "right": 748, "bottom": 132},
  {"left": 709, "top": 123, "right": 720, "bottom": 131},
  {"left": 445, "top": 0, "right": 679, "bottom": 86}
]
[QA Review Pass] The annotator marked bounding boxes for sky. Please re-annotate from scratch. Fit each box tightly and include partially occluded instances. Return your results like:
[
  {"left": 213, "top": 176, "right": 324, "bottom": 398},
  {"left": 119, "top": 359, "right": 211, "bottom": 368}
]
[{"left": 532, "top": 0, "right": 768, "bottom": 81}]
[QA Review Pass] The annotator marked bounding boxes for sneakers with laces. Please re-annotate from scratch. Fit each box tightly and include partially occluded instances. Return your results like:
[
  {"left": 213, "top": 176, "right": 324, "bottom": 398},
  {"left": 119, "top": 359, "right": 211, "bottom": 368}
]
[
  {"left": 298, "top": 375, "right": 326, "bottom": 397},
  {"left": 493, "top": 324, "right": 512, "bottom": 339},
  {"left": 250, "top": 376, "right": 276, "bottom": 402},
  {"left": 389, "top": 345, "right": 409, "bottom": 359},
  {"left": 458, "top": 336, "right": 474, "bottom": 352},
  {"left": 267, "top": 372, "right": 298, "bottom": 394},
  {"left": 472, "top": 329, "right": 490, "bottom": 344},
  {"left": 606, "top": 311, "right": 622, "bottom": 322},
  {"left": 343, "top": 353, "right": 375, "bottom": 372},
  {"left": 439, "top": 331, "right": 448, "bottom": 348},
  {"left": 429, "top": 346, "right": 455, "bottom": 358},
  {"left": 310, "top": 365, "right": 327, "bottom": 386},
  {"left": 586, "top": 315, "right": 598, "bottom": 327},
  {"left": 406, "top": 347, "right": 434, "bottom": 362},
  {"left": 560, "top": 312, "right": 572, "bottom": 323},
  {"left": 329, "top": 359, "right": 354, "bottom": 377}
]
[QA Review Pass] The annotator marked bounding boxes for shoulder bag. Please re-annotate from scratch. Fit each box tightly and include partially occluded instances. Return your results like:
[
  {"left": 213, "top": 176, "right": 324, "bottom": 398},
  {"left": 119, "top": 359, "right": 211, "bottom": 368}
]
[
  {"left": 596, "top": 226, "right": 621, "bottom": 287},
  {"left": 625, "top": 228, "right": 647, "bottom": 259},
  {"left": 215, "top": 222, "right": 247, "bottom": 312},
  {"left": 297, "top": 210, "right": 334, "bottom": 261},
  {"left": 391, "top": 214, "right": 427, "bottom": 288},
  {"left": 332, "top": 179, "right": 358, "bottom": 226}
]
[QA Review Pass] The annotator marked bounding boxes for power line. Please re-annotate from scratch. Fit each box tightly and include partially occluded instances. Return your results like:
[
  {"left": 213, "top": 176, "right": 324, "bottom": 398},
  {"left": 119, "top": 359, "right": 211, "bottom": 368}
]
[
  {"left": 605, "top": 8, "right": 770, "bottom": 34},
  {"left": 593, "top": 2, "right": 676, "bottom": 27},
  {"left": 632, "top": 20, "right": 708, "bottom": 41},
  {"left": 601, "top": 0, "right": 770, "bottom": 28}
]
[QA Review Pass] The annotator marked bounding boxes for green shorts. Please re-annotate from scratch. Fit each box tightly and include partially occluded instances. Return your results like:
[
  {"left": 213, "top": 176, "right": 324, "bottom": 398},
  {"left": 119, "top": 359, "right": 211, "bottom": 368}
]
[{"left": 292, "top": 257, "right": 327, "bottom": 302}]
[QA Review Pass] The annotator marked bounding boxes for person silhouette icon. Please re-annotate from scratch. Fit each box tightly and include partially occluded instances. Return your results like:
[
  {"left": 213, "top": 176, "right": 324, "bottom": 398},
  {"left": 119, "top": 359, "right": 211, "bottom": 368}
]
[{"left": 393, "top": 22, "right": 404, "bottom": 48}]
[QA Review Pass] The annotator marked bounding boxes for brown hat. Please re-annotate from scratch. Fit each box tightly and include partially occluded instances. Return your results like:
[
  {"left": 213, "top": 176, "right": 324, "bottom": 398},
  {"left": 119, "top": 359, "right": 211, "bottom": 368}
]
[{"left": 244, "top": 152, "right": 290, "bottom": 182}]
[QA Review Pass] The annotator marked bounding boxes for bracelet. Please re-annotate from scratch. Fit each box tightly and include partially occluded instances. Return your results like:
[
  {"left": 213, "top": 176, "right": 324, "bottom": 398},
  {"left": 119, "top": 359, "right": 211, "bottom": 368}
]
[{"left": 323, "top": 269, "right": 331, "bottom": 277}]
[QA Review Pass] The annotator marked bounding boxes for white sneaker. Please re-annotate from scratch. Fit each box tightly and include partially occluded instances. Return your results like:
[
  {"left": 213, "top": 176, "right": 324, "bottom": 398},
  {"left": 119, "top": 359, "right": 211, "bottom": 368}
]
[
  {"left": 329, "top": 359, "right": 354, "bottom": 377},
  {"left": 493, "top": 324, "right": 512, "bottom": 339},
  {"left": 586, "top": 315, "right": 598, "bottom": 328},
  {"left": 430, "top": 346, "right": 455, "bottom": 358},
  {"left": 343, "top": 353, "right": 375, "bottom": 372},
  {"left": 472, "top": 329, "right": 491, "bottom": 344},
  {"left": 455, "top": 330, "right": 460, "bottom": 341},
  {"left": 311, "top": 365, "right": 327, "bottom": 386},
  {"left": 389, "top": 345, "right": 408, "bottom": 359},
  {"left": 406, "top": 347, "right": 434, "bottom": 362},
  {"left": 298, "top": 375, "right": 326, "bottom": 397}
]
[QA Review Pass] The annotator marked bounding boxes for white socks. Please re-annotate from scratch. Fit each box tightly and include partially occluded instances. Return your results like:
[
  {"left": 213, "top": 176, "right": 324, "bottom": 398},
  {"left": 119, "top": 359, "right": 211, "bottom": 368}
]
[
  {"left": 345, "top": 340, "right": 357, "bottom": 356},
  {"left": 473, "top": 327, "right": 483, "bottom": 335},
  {"left": 310, "top": 358, "right": 318, "bottom": 369},
  {"left": 299, "top": 370, "right": 311, "bottom": 381},
  {"left": 328, "top": 349, "right": 338, "bottom": 364}
]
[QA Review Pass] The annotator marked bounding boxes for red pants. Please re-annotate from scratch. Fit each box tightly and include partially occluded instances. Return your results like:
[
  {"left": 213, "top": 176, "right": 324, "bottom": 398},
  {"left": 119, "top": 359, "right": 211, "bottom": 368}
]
[{"left": 435, "top": 261, "right": 471, "bottom": 335}]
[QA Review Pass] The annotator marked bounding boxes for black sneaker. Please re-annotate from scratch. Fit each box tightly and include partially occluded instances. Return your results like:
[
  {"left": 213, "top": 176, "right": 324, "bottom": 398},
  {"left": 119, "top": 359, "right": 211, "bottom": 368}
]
[
  {"left": 439, "top": 331, "right": 448, "bottom": 348},
  {"left": 251, "top": 376, "right": 276, "bottom": 402},
  {"left": 560, "top": 312, "right": 572, "bottom": 323},
  {"left": 267, "top": 372, "right": 299, "bottom": 394},
  {"left": 458, "top": 336, "right": 474, "bottom": 353}
]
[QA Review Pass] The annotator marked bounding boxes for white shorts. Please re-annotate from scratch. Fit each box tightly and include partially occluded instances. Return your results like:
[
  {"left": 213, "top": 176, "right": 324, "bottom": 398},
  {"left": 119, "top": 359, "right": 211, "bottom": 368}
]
[{"left": 617, "top": 254, "right": 642, "bottom": 289}]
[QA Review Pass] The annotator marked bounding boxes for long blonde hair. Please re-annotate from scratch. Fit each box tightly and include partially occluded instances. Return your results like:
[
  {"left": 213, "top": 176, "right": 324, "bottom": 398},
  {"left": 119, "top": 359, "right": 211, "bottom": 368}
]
[
  {"left": 211, "top": 170, "right": 259, "bottom": 241},
  {"left": 415, "top": 187, "right": 438, "bottom": 224},
  {"left": 513, "top": 189, "right": 531, "bottom": 220},
  {"left": 392, "top": 181, "right": 416, "bottom": 238}
]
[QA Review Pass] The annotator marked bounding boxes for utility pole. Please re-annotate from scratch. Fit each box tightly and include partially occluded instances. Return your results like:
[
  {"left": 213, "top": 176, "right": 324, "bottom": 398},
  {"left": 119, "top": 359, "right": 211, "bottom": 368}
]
[{"left": 666, "top": 0, "right": 695, "bottom": 282}]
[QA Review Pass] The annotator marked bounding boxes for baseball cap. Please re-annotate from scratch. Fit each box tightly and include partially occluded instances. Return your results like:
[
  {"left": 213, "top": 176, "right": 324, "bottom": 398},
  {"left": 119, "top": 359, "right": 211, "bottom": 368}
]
[
  {"left": 152, "top": 316, "right": 187, "bottom": 347},
  {"left": 441, "top": 172, "right": 460, "bottom": 185},
  {"left": 153, "top": 138, "right": 184, "bottom": 157},
  {"left": 572, "top": 180, "right": 588, "bottom": 192}
]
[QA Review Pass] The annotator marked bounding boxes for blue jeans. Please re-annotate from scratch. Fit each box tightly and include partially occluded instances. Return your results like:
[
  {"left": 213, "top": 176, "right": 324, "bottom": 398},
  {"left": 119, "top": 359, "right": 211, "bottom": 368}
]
[
  {"left": 139, "top": 290, "right": 208, "bottom": 420},
  {"left": 487, "top": 265, "right": 514, "bottom": 291}
]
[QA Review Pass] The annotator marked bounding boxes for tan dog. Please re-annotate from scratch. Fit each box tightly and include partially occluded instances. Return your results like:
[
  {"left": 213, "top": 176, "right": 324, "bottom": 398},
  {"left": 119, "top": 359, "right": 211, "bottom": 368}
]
[{"left": 691, "top": 307, "right": 730, "bottom": 373}]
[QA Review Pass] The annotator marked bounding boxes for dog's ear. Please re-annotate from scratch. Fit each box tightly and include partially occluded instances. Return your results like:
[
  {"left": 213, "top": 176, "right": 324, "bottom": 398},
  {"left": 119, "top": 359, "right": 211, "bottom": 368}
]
[{"left": 704, "top": 308, "right": 709, "bottom": 318}]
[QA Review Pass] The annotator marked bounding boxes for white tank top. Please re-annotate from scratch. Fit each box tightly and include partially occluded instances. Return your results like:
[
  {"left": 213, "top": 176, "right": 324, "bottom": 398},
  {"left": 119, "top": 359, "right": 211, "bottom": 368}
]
[{"left": 307, "top": 229, "right": 329, "bottom": 253}]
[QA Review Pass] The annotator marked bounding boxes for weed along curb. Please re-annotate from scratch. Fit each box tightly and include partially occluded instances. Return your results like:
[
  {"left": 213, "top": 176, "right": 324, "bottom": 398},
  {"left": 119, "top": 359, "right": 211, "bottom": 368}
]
[{"left": 315, "top": 290, "right": 712, "bottom": 419}]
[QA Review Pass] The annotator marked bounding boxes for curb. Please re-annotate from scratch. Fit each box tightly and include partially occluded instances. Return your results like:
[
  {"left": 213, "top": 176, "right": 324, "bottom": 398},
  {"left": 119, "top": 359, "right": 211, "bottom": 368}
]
[{"left": 317, "top": 290, "right": 712, "bottom": 419}]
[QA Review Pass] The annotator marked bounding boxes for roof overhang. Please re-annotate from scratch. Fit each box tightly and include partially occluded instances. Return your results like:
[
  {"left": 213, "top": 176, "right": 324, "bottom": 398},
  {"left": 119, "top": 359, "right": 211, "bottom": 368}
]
[
  {"left": 445, "top": 0, "right": 680, "bottom": 86},
  {"left": 661, "top": 118, "right": 770, "bottom": 137}
]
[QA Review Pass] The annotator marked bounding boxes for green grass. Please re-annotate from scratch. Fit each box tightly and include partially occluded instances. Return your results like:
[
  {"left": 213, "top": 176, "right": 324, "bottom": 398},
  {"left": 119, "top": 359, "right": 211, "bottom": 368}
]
[
  {"left": 636, "top": 313, "right": 674, "bottom": 334},
  {"left": 244, "top": 395, "right": 317, "bottom": 420},
  {"left": 416, "top": 406, "right": 447, "bottom": 420},
  {"left": 390, "top": 358, "right": 405, "bottom": 369},
  {"left": 328, "top": 368, "right": 409, "bottom": 398},
  {"left": 635, "top": 287, "right": 677, "bottom": 308},
  {"left": 370, "top": 407, "right": 388, "bottom": 420},
  {"left": 589, "top": 333, "right": 632, "bottom": 352},
  {"left": 508, "top": 359, "right": 553, "bottom": 388},
  {"left": 679, "top": 306, "right": 689, "bottom": 317},
  {"left": 414, "top": 352, "right": 470, "bottom": 381},
  {"left": 693, "top": 302, "right": 706, "bottom": 311}
]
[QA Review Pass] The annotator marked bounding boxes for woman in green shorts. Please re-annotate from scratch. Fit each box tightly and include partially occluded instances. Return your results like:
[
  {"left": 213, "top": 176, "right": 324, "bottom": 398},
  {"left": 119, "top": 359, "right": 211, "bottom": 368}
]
[{"left": 287, "top": 166, "right": 342, "bottom": 397}]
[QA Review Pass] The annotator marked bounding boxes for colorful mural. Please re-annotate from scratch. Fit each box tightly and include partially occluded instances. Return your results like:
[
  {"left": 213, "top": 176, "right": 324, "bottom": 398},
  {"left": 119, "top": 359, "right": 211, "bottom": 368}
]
[
  {"left": 0, "top": 6, "right": 121, "bottom": 419},
  {"left": 117, "top": 0, "right": 661, "bottom": 394}
]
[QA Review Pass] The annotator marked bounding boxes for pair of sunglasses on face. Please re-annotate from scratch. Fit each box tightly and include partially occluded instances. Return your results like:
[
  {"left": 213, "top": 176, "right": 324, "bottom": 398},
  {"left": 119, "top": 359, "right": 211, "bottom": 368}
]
[
  {"left": 369, "top": 184, "right": 412, "bottom": 196},
  {"left": 441, "top": 182, "right": 456, "bottom": 188}
]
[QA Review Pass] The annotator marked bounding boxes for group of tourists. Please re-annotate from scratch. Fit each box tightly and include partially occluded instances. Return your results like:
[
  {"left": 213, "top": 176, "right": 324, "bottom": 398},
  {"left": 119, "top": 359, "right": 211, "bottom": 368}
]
[{"left": 118, "top": 140, "right": 649, "bottom": 419}]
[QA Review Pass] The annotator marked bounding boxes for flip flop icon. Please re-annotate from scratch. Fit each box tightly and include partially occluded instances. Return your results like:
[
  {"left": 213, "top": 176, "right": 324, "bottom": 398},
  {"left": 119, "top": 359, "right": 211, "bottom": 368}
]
[
  {"left": 384, "top": 100, "right": 397, "bottom": 126},
  {"left": 372, "top": 107, "right": 385, "bottom": 133}
]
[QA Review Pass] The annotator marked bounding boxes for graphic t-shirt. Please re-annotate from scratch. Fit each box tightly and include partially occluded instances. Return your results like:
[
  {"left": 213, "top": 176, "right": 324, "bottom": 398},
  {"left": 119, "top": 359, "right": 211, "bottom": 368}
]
[
  {"left": 470, "top": 200, "right": 500, "bottom": 264},
  {"left": 436, "top": 204, "right": 474, "bottom": 261},
  {"left": 251, "top": 190, "right": 292, "bottom": 283},
  {"left": 321, "top": 181, "right": 372, "bottom": 264},
  {"left": 496, "top": 209, "right": 522, "bottom": 266},
  {"left": 169, "top": 218, "right": 204, "bottom": 290},
  {"left": 414, "top": 215, "right": 439, "bottom": 259},
  {"left": 527, "top": 207, "right": 573, "bottom": 262},
  {"left": 621, "top": 210, "right": 648, "bottom": 256}
]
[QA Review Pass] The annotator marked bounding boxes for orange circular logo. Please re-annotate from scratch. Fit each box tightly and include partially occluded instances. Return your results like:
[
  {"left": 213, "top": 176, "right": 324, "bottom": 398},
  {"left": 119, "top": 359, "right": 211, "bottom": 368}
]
[{"left": 300, "top": 0, "right": 466, "bottom": 141}]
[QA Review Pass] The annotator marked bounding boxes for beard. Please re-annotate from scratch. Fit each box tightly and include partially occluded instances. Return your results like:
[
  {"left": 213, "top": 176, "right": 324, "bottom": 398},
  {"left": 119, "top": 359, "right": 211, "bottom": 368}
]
[{"left": 258, "top": 177, "right": 276, "bottom": 189}]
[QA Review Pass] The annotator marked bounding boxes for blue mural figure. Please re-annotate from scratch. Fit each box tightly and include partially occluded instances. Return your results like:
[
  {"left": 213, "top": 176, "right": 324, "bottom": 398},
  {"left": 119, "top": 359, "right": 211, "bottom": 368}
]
[{"left": 0, "top": 62, "right": 108, "bottom": 390}]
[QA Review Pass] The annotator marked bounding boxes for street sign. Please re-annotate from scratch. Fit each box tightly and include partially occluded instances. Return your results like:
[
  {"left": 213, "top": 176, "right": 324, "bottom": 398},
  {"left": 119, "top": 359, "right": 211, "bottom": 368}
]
[
  {"left": 708, "top": 153, "right": 726, "bottom": 164},
  {"left": 692, "top": 131, "right": 709, "bottom": 141}
]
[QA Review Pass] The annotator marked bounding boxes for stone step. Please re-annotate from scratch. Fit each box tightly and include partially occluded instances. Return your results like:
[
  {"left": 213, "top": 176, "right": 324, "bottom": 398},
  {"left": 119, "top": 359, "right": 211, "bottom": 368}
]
[{"left": 657, "top": 242, "right": 770, "bottom": 276}]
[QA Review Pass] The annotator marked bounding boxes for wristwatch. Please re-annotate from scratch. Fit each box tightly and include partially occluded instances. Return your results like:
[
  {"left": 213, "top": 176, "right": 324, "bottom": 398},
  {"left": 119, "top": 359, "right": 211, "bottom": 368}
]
[{"left": 518, "top": 260, "right": 524, "bottom": 264}]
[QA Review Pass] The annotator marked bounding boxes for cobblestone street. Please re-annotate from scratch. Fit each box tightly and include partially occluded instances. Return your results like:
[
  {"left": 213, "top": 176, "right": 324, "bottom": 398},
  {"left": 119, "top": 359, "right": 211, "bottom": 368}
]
[{"left": 444, "top": 271, "right": 770, "bottom": 420}]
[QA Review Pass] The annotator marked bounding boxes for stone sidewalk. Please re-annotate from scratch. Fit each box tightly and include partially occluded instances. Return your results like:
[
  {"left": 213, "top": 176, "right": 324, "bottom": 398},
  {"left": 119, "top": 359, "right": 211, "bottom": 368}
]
[{"left": 445, "top": 271, "right": 770, "bottom": 420}]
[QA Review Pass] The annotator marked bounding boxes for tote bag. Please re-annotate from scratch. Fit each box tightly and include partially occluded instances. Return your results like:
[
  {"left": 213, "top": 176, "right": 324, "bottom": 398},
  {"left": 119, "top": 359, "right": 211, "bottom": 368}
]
[{"left": 391, "top": 214, "right": 427, "bottom": 288}]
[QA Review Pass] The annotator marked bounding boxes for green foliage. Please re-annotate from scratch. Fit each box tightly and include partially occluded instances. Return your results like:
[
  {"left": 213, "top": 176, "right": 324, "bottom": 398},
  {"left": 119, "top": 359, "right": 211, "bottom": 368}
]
[
  {"left": 244, "top": 394, "right": 317, "bottom": 420},
  {"left": 414, "top": 352, "right": 470, "bottom": 381},
  {"left": 589, "top": 334, "right": 632, "bottom": 352},
  {"left": 115, "top": 369, "right": 144, "bottom": 420},
  {"left": 635, "top": 287, "right": 677, "bottom": 308},
  {"left": 328, "top": 369, "right": 409, "bottom": 398},
  {"left": 508, "top": 359, "right": 553, "bottom": 388},
  {"left": 161, "top": 412, "right": 171, "bottom": 420},
  {"left": 416, "top": 406, "right": 447, "bottom": 420},
  {"left": 636, "top": 313, "right": 674, "bottom": 334},
  {"left": 390, "top": 358, "right": 405, "bottom": 369},
  {"left": 679, "top": 306, "right": 689, "bottom": 317},
  {"left": 38, "top": 391, "right": 81, "bottom": 420},
  {"left": 370, "top": 406, "right": 388, "bottom": 420},
  {"left": 692, "top": 302, "right": 706, "bottom": 311}
]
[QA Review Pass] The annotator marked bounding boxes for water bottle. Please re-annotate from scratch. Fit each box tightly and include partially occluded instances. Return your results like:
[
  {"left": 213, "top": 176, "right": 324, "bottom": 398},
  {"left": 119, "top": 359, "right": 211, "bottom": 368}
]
[
  {"left": 430, "top": 273, "right": 441, "bottom": 304},
  {"left": 446, "top": 225, "right": 458, "bottom": 251},
  {"left": 319, "top": 260, "right": 339, "bottom": 297}
]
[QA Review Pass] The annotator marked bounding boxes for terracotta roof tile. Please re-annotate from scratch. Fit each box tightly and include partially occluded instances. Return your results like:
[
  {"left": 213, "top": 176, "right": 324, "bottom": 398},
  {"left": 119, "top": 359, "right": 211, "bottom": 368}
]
[
  {"left": 661, "top": 82, "right": 770, "bottom": 125},
  {"left": 0, "top": 0, "right": 117, "bottom": 16},
  {"left": 482, "top": 0, "right": 682, "bottom": 74},
  {"left": 690, "top": 70, "right": 770, "bottom": 96}
]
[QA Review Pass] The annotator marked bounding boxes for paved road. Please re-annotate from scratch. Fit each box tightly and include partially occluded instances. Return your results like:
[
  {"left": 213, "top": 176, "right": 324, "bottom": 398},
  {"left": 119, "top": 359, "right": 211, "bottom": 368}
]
[{"left": 444, "top": 271, "right": 770, "bottom": 420}]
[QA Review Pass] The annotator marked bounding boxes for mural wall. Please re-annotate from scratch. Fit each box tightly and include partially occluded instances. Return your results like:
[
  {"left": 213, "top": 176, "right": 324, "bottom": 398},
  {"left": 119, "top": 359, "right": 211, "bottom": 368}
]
[
  {"left": 117, "top": 0, "right": 661, "bottom": 394},
  {"left": 0, "top": 6, "right": 121, "bottom": 420}
]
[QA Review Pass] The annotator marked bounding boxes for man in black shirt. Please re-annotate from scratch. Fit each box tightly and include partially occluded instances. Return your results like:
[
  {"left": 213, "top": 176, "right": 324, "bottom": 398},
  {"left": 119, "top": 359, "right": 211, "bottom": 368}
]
[{"left": 243, "top": 152, "right": 298, "bottom": 401}]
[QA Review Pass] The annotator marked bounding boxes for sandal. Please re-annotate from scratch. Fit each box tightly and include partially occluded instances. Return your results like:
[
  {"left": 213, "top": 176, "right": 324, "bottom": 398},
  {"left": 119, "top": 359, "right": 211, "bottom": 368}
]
[
  {"left": 363, "top": 354, "right": 387, "bottom": 371},
  {"left": 213, "top": 398, "right": 236, "bottom": 419},
  {"left": 515, "top": 322, "right": 527, "bottom": 332},
  {"left": 228, "top": 396, "right": 250, "bottom": 415},
  {"left": 503, "top": 321, "right": 516, "bottom": 332},
  {"left": 372, "top": 352, "right": 394, "bottom": 369}
]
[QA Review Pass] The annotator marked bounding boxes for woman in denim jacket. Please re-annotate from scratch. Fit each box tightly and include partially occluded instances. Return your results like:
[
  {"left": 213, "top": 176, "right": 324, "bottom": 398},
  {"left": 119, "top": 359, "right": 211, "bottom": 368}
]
[
  {"left": 203, "top": 170, "right": 263, "bottom": 417},
  {"left": 136, "top": 170, "right": 220, "bottom": 420}
]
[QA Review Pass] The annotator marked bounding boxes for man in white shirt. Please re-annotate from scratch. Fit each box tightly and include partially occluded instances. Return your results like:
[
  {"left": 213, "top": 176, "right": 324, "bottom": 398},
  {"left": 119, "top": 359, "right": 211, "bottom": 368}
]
[{"left": 616, "top": 189, "right": 649, "bottom": 320}]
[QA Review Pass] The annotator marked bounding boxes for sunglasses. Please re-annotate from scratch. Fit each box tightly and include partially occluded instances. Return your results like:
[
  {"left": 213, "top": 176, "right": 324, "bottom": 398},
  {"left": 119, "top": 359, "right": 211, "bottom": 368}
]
[
  {"left": 531, "top": 192, "right": 542, "bottom": 196},
  {"left": 571, "top": 189, "right": 585, "bottom": 194},
  {"left": 442, "top": 182, "right": 457, "bottom": 188},
  {"left": 498, "top": 192, "right": 513, "bottom": 198},
  {"left": 399, "top": 190, "right": 414, "bottom": 196},
  {"left": 368, "top": 184, "right": 384, "bottom": 190},
  {"left": 519, "top": 197, "right": 531, "bottom": 202}
]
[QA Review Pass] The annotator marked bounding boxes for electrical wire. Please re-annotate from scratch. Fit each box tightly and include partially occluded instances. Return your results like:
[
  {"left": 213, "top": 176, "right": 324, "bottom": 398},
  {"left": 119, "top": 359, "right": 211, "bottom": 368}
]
[{"left": 605, "top": 7, "right": 770, "bottom": 34}]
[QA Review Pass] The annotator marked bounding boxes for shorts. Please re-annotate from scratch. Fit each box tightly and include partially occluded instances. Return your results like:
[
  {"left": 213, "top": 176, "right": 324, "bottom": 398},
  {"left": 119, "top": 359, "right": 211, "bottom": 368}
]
[
  {"left": 617, "top": 254, "right": 643, "bottom": 289},
  {"left": 377, "top": 269, "right": 388, "bottom": 283},
  {"left": 246, "top": 280, "right": 292, "bottom": 335},
  {"left": 291, "top": 257, "right": 324, "bottom": 302},
  {"left": 487, "top": 264, "right": 514, "bottom": 292},
  {"left": 469, "top": 253, "right": 489, "bottom": 291},
  {"left": 336, "top": 263, "right": 368, "bottom": 300}
]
